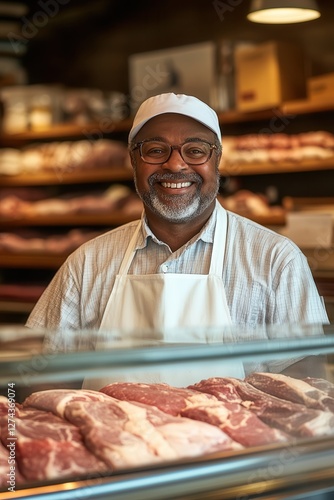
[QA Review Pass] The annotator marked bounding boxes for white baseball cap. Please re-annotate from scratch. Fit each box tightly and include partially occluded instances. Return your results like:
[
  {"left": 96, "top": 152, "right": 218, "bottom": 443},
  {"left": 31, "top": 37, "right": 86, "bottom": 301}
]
[{"left": 128, "top": 93, "right": 222, "bottom": 143}]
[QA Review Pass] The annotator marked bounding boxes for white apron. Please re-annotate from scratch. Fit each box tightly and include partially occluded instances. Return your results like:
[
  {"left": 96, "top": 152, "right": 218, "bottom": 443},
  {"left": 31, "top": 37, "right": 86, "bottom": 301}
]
[{"left": 83, "top": 203, "right": 244, "bottom": 389}]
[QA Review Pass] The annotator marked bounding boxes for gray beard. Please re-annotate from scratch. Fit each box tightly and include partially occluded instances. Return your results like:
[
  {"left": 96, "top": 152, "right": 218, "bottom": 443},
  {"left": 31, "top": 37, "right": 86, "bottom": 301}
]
[{"left": 134, "top": 170, "right": 220, "bottom": 223}]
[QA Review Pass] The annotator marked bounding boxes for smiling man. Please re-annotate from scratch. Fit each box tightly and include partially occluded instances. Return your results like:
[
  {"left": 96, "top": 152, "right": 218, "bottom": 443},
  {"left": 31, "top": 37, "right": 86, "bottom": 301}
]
[
  {"left": 130, "top": 112, "right": 221, "bottom": 217},
  {"left": 26, "top": 93, "right": 329, "bottom": 385},
  {"left": 129, "top": 107, "right": 221, "bottom": 251}
]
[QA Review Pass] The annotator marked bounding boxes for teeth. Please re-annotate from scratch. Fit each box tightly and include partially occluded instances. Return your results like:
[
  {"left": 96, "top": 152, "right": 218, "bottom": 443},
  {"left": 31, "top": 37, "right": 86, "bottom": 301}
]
[{"left": 161, "top": 182, "right": 192, "bottom": 188}]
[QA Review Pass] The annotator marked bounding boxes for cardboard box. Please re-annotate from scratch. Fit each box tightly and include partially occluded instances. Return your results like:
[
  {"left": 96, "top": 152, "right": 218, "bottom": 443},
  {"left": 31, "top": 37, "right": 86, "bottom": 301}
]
[
  {"left": 235, "top": 41, "right": 307, "bottom": 112},
  {"left": 307, "top": 73, "right": 334, "bottom": 102}
]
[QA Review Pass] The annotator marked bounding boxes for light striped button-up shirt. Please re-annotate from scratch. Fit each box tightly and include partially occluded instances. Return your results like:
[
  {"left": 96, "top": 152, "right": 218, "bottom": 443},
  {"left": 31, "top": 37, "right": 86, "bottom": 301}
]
[{"left": 27, "top": 204, "right": 329, "bottom": 334}]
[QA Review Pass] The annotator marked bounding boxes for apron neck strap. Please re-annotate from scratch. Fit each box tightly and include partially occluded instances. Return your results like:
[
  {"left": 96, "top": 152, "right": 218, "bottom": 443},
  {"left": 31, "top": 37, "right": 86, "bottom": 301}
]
[
  {"left": 209, "top": 202, "right": 228, "bottom": 276},
  {"left": 118, "top": 221, "right": 142, "bottom": 275}
]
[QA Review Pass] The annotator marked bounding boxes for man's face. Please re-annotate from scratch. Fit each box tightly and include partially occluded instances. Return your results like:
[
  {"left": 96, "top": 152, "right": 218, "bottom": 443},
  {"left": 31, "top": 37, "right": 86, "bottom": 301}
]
[{"left": 130, "top": 113, "right": 221, "bottom": 224}]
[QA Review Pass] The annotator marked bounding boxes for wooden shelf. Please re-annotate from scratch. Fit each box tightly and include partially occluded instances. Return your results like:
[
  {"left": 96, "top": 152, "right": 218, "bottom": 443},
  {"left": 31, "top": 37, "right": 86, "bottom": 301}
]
[
  {"left": 0, "top": 210, "right": 283, "bottom": 229},
  {"left": 0, "top": 167, "right": 134, "bottom": 187},
  {"left": 1, "top": 100, "right": 333, "bottom": 144},
  {"left": 0, "top": 300, "right": 35, "bottom": 313},
  {"left": 282, "top": 100, "right": 334, "bottom": 116},
  {"left": 218, "top": 109, "right": 276, "bottom": 124},
  {"left": 0, "top": 213, "right": 285, "bottom": 272},
  {"left": 0, "top": 118, "right": 133, "bottom": 143},
  {"left": 220, "top": 157, "right": 334, "bottom": 176},
  {"left": 0, "top": 98, "right": 332, "bottom": 323},
  {"left": 0, "top": 252, "right": 68, "bottom": 269},
  {"left": 219, "top": 100, "right": 334, "bottom": 123},
  {"left": 2, "top": 158, "right": 333, "bottom": 186},
  {"left": 0, "top": 211, "right": 141, "bottom": 228},
  {"left": 238, "top": 213, "right": 286, "bottom": 226},
  {"left": 303, "top": 249, "right": 334, "bottom": 274}
]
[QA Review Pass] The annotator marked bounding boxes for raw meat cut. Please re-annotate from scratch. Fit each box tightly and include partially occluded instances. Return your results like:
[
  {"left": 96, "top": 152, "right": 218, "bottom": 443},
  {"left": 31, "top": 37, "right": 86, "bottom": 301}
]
[
  {"left": 193, "top": 377, "right": 334, "bottom": 438},
  {"left": 0, "top": 406, "right": 82, "bottom": 444},
  {"left": 0, "top": 395, "right": 22, "bottom": 416},
  {"left": 6, "top": 373, "right": 334, "bottom": 486},
  {"left": 15, "top": 438, "right": 108, "bottom": 482},
  {"left": 246, "top": 373, "right": 334, "bottom": 412},
  {"left": 64, "top": 397, "right": 240, "bottom": 470},
  {"left": 100, "top": 382, "right": 218, "bottom": 416},
  {"left": 23, "top": 389, "right": 112, "bottom": 418},
  {"left": 181, "top": 401, "right": 288, "bottom": 447},
  {"left": 303, "top": 377, "right": 334, "bottom": 398},
  {"left": 188, "top": 378, "right": 242, "bottom": 403},
  {"left": 1, "top": 401, "right": 108, "bottom": 482},
  {"left": 101, "top": 382, "right": 288, "bottom": 447}
]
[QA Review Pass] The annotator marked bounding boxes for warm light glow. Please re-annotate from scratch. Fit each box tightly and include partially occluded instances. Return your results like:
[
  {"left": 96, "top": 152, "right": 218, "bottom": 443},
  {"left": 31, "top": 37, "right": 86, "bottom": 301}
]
[{"left": 247, "top": 7, "right": 321, "bottom": 24}]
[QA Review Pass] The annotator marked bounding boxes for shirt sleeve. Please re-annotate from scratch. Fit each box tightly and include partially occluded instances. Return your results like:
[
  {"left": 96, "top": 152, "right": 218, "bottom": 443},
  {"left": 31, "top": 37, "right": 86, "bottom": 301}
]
[
  {"left": 26, "top": 258, "right": 81, "bottom": 331},
  {"left": 273, "top": 247, "right": 329, "bottom": 325}
]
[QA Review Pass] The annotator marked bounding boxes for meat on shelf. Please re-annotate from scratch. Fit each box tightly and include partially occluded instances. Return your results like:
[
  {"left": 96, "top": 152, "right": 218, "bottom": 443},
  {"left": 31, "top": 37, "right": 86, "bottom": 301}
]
[
  {"left": 0, "top": 184, "right": 142, "bottom": 220},
  {"left": 220, "top": 130, "right": 334, "bottom": 166},
  {"left": 218, "top": 190, "right": 285, "bottom": 218},
  {"left": 0, "top": 229, "right": 102, "bottom": 255},
  {"left": 0, "top": 139, "right": 131, "bottom": 176}
]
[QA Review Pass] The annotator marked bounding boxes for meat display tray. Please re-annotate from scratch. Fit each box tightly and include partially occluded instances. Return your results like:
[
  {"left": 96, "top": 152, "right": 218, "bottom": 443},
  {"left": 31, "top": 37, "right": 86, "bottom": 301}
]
[{"left": 1, "top": 324, "right": 334, "bottom": 499}]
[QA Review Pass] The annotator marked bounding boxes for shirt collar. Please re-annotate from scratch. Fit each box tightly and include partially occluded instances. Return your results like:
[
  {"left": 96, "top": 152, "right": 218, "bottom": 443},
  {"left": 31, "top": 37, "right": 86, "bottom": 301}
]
[{"left": 135, "top": 201, "right": 219, "bottom": 250}]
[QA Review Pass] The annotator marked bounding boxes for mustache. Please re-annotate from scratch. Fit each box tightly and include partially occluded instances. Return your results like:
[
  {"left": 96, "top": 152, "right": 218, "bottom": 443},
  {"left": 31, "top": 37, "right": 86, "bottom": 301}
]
[{"left": 148, "top": 172, "right": 202, "bottom": 186}]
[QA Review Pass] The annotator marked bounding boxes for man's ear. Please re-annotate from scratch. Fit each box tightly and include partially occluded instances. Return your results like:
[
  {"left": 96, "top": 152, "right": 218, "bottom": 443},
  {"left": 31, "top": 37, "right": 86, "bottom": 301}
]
[
  {"left": 216, "top": 152, "right": 223, "bottom": 171},
  {"left": 128, "top": 149, "right": 136, "bottom": 169}
]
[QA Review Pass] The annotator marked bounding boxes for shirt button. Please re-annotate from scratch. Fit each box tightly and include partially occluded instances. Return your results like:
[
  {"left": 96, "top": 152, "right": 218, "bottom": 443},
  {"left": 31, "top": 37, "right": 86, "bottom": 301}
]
[{"left": 161, "top": 264, "right": 168, "bottom": 273}]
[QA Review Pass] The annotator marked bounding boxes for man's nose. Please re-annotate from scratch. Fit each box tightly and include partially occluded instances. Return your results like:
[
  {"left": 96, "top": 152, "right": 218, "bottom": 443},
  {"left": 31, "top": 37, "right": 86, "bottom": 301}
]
[{"left": 161, "top": 148, "right": 188, "bottom": 170}]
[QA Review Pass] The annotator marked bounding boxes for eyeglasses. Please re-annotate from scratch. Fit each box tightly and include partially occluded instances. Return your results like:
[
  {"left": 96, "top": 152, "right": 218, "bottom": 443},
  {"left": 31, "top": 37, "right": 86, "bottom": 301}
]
[{"left": 131, "top": 140, "right": 218, "bottom": 165}]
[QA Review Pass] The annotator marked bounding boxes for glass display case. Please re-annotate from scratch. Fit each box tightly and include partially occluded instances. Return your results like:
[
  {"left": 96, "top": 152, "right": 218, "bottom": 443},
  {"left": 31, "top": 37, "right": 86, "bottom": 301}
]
[{"left": 0, "top": 324, "right": 334, "bottom": 500}]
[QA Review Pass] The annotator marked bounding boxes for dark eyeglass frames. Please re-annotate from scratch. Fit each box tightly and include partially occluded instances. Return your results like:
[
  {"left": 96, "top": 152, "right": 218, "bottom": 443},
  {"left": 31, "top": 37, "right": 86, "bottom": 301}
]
[{"left": 131, "top": 140, "right": 218, "bottom": 165}]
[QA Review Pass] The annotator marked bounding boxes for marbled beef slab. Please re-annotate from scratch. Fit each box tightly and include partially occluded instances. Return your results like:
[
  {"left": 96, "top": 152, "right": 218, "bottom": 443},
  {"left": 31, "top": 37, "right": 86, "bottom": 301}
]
[
  {"left": 1, "top": 400, "right": 108, "bottom": 482},
  {"left": 0, "top": 406, "right": 81, "bottom": 444},
  {"left": 303, "top": 377, "right": 334, "bottom": 399},
  {"left": 64, "top": 397, "right": 240, "bottom": 470},
  {"left": 181, "top": 401, "right": 288, "bottom": 447},
  {"left": 15, "top": 438, "right": 108, "bottom": 482},
  {"left": 101, "top": 382, "right": 218, "bottom": 416},
  {"left": 193, "top": 377, "right": 334, "bottom": 438},
  {"left": 101, "top": 382, "right": 288, "bottom": 447},
  {"left": 246, "top": 373, "right": 334, "bottom": 413},
  {"left": 23, "top": 388, "right": 112, "bottom": 418}
]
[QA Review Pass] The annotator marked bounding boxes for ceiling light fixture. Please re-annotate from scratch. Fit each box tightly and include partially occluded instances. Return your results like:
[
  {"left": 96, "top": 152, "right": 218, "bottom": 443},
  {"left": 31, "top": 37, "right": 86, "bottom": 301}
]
[{"left": 247, "top": 0, "right": 321, "bottom": 24}]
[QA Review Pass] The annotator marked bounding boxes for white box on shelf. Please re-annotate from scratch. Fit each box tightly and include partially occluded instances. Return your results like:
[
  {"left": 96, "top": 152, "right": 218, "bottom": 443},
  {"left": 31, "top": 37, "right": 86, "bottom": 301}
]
[
  {"left": 283, "top": 213, "right": 333, "bottom": 249},
  {"left": 128, "top": 41, "right": 217, "bottom": 113}
]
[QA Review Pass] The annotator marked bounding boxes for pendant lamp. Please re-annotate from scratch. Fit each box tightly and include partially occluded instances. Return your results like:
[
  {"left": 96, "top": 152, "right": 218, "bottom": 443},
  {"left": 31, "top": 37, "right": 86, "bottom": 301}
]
[{"left": 247, "top": 0, "right": 321, "bottom": 24}]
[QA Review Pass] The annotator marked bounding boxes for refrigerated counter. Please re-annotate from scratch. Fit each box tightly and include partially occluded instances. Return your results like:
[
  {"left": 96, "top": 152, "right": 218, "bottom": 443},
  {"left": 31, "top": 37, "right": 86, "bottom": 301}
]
[{"left": 0, "top": 324, "right": 334, "bottom": 500}]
